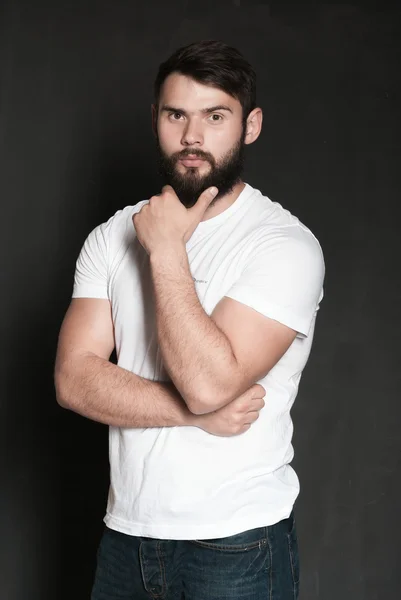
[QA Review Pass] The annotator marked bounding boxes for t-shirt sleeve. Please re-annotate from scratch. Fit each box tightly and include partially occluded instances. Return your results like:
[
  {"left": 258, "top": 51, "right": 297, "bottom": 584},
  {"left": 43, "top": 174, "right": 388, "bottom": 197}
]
[
  {"left": 72, "top": 220, "right": 110, "bottom": 300},
  {"left": 225, "top": 228, "right": 325, "bottom": 337}
]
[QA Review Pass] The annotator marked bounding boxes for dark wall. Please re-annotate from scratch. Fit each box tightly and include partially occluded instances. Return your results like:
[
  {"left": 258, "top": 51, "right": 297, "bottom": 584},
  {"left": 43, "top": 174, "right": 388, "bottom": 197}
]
[{"left": 1, "top": 2, "right": 400, "bottom": 599}]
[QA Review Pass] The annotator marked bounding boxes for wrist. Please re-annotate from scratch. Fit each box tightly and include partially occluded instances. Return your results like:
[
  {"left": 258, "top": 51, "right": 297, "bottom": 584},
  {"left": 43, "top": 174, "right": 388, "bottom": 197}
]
[
  {"left": 149, "top": 242, "right": 187, "bottom": 265},
  {"left": 186, "top": 412, "right": 206, "bottom": 430}
]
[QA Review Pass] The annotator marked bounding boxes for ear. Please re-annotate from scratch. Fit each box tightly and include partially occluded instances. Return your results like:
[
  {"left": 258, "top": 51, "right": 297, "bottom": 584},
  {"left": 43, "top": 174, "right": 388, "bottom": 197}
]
[
  {"left": 151, "top": 104, "right": 158, "bottom": 137},
  {"left": 244, "top": 107, "right": 263, "bottom": 145}
]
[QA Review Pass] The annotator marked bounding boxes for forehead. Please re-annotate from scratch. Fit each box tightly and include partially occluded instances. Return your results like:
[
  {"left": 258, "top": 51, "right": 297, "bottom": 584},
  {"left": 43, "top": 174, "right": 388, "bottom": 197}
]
[{"left": 159, "top": 72, "right": 241, "bottom": 113}]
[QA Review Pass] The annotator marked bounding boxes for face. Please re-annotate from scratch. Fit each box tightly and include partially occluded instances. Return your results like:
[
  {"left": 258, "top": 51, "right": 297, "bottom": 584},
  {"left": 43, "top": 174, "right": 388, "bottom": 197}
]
[{"left": 154, "top": 73, "right": 247, "bottom": 208}]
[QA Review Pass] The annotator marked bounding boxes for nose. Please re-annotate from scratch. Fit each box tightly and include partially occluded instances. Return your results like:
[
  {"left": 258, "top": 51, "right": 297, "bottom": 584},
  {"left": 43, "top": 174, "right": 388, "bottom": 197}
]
[{"left": 181, "top": 118, "right": 203, "bottom": 147}]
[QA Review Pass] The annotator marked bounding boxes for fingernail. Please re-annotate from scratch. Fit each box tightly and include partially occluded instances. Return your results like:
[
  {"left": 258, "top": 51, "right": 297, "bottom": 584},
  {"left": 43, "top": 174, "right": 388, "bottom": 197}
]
[{"left": 210, "top": 187, "right": 218, "bottom": 196}]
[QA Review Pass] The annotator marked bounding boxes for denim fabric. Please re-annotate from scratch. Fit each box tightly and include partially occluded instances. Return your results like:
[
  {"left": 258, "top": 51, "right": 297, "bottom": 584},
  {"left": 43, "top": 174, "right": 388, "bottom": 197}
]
[{"left": 91, "top": 512, "right": 299, "bottom": 600}]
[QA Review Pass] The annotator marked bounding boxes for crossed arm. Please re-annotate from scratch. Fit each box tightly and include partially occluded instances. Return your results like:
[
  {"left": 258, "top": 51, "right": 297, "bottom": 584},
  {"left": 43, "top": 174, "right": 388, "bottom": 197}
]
[
  {"left": 55, "top": 297, "right": 200, "bottom": 428},
  {"left": 54, "top": 244, "right": 296, "bottom": 426},
  {"left": 150, "top": 244, "right": 296, "bottom": 414}
]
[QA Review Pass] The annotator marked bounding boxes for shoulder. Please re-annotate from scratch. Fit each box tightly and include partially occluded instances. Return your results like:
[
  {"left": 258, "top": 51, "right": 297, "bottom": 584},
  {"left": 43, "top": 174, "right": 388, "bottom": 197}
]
[
  {"left": 80, "top": 200, "right": 149, "bottom": 265},
  {"left": 102, "top": 200, "right": 149, "bottom": 231},
  {"left": 252, "top": 220, "right": 324, "bottom": 269},
  {"left": 272, "top": 224, "right": 324, "bottom": 267},
  {"left": 245, "top": 185, "right": 323, "bottom": 256},
  {"left": 241, "top": 191, "right": 325, "bottom": 282},
  {"left": 94, "top": 200, "right": 149, "bottom": 241}
]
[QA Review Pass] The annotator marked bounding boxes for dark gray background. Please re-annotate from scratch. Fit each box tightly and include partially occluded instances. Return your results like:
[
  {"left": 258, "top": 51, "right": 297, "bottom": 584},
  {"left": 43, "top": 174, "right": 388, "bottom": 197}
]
[{"left": 1, "top": 1, "right": 400, "bottom": 599}]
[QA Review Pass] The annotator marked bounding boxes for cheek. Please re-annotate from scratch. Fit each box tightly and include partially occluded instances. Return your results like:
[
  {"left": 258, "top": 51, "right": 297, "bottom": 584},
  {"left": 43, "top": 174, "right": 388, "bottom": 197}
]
[
  {"left": 158, "top": 121, "right": 180, "bottom": 150},
  {"left": 207, "top": 128, "right": 241, "bottom": 159}
]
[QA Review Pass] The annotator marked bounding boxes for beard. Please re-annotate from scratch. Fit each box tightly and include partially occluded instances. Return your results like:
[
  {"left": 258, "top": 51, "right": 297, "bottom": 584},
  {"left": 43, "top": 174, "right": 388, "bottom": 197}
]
[{"left": 156, "top": 130, "right": 246, "bottom": 208}]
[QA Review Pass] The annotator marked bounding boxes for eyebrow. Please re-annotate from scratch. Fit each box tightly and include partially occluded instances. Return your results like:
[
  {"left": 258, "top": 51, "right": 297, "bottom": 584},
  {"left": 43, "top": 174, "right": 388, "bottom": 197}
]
[{"left": 160, "top": 104, "right": 233, "bottom": 115}]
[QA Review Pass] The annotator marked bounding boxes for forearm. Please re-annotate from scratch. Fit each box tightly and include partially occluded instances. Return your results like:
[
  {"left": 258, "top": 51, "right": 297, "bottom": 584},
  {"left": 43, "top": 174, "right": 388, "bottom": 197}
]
[
  {"left": 55, "top": 351, "right": 199, "bottom": 428},
  {"left": 150, "top": 245, "right": 240, "bottom": 413}
]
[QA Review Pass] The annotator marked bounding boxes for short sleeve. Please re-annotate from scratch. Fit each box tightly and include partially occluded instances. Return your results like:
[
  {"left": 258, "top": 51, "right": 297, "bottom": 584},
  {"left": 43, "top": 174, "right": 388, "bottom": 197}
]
[
  {"left": 72, "top": 220, "right": 110, "bottom": 300},
  {"left": 225, "top": 228, "right": 325, "bottom": 337}
]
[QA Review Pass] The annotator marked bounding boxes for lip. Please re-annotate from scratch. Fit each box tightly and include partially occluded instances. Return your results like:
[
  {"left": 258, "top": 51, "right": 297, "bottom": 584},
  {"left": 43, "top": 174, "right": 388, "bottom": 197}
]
[{"left": 179, "top": 157, "right": 206, "bottom": 167}]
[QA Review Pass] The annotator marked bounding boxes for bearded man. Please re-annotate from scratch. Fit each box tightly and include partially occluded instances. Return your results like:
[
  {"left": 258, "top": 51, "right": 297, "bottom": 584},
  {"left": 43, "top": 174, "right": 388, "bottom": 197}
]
[{"left": 55, "top": 40, "right": 325, "bottom": 600}]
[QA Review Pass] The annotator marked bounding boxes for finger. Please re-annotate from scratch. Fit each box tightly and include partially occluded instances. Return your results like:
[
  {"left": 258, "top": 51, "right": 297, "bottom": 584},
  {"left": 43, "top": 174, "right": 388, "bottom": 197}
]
[
  {"left": 187, "top": 186, "right": 218, "bottom": 219},
  {"left": 246, "top": 411, "right": 260, "bottom": 423}
]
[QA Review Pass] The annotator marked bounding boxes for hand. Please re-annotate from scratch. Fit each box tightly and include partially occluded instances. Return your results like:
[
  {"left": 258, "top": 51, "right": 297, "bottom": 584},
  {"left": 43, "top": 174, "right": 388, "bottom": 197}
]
[
  {"left": 195, "top": 384, "right": 266, "bottom": 437},
  {"left": 132, "top": 184, "right": 219, "bottom": 255}
]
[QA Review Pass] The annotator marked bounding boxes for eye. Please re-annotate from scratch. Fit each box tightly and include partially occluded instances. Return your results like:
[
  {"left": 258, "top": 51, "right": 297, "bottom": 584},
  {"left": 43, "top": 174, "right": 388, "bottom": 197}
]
[
  {"left": 208, "top": 113, "right": 223, "bottom": 123},
  {"left": 169, "top": 112, "right": 184, "bottom": 121}
]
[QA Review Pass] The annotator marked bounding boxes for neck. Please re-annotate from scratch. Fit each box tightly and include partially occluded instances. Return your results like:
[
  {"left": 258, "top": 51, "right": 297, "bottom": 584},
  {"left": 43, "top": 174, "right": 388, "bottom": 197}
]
[{"left": 201, "top": 180, "right": 246, "bottom": 221}]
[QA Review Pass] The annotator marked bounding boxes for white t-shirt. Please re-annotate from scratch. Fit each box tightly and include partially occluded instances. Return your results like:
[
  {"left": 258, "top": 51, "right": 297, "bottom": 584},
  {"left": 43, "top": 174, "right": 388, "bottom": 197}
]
[{"left": 72, "top": 183, "right": 325, "bottom": 540}]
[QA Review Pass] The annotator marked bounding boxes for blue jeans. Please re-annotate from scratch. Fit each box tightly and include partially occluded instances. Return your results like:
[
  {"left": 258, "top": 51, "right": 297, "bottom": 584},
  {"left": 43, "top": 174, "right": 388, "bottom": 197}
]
[{"left": 91, "top": 512, "right": 299, "bottom": 599}]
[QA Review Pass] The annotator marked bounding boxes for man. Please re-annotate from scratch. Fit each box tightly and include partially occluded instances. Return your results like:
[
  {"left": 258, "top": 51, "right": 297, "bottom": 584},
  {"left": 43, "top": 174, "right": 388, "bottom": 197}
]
[{"left": 55, "top": 40, "right": 325, "bottom": 600}]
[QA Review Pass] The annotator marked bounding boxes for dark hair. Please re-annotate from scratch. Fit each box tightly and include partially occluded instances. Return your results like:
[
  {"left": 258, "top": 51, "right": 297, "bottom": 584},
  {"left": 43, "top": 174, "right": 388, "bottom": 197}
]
[{"left": 154, "top": 40, "right": 257, "bottom": 122}]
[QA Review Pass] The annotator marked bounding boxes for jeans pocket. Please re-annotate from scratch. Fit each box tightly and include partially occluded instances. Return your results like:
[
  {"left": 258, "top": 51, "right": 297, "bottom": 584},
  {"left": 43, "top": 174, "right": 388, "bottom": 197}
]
[{"left": 189, "top": 526, "right": 268, "bottom": 552}]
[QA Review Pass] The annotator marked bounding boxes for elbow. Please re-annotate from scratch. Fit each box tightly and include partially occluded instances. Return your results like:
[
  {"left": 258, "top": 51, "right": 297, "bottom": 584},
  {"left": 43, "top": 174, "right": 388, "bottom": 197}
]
[
  {"left": 186, "top": 385, "right": 235, "bottom": 416},
  {"left": 179, "top": 388, "right": 207, "bottom": 415},
  {"left": 187, "top": 401, "right": 212, "bottom": 416},
  {"left": 54, "top": 369, "right": 74, "bottom": 410},
  {"left": 55, "top": 384, "right": 69, "bottom": 410},
  {"left": 188, "top": 358, "right": 245, "bottom": 414},
  {"left": 55, "top": 391, "right": 70, "bottom": 410}
]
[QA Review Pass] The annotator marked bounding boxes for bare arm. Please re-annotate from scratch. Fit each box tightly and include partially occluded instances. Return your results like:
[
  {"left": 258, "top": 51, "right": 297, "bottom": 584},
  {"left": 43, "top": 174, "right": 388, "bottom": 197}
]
[
  {"left": 54, "top": 297, "right": 199, "bottom": 428},
  {"left": 150, "top": 245, "right": 296, "bottom": 414}
]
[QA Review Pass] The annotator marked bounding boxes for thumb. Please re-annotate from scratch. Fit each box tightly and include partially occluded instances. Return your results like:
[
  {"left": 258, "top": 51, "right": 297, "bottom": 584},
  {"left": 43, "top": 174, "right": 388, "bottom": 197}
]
[{"left": 188, "top": 186, "right": 219, "bottom": 218}]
